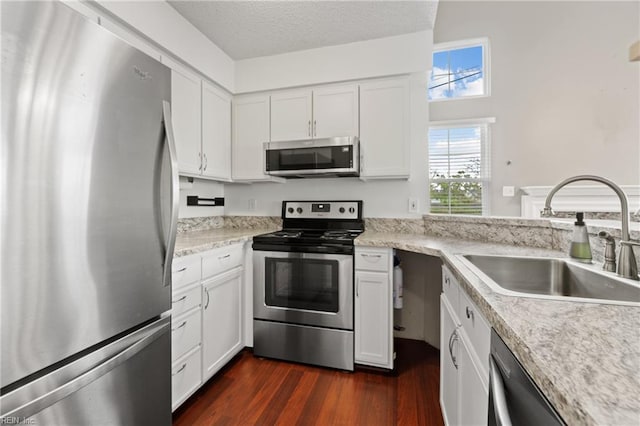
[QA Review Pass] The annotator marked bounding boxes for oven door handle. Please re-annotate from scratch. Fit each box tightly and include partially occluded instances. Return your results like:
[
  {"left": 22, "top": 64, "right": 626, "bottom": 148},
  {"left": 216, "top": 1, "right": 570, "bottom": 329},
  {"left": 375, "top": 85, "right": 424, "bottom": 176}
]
[{"left": 490, "top": 355, "right": 513, "bottom": 426}]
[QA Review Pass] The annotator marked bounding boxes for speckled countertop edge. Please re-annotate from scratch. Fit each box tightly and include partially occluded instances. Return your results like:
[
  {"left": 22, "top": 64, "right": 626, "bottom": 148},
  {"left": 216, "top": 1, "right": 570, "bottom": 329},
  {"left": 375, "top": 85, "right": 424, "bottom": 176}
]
[
  {"left": 174, "top": 227, "right": 277, "bottom": 257},
  {"left": 355, "top": 231, "right": 640, "bottom": 426}
]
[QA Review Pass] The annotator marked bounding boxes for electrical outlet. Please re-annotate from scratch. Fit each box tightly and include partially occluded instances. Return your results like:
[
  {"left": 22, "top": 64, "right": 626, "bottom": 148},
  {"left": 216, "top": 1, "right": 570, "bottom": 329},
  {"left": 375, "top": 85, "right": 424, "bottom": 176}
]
[
  {"left": 408, "top": 198, "right": 419, "bottom": 213},
  {"left": 502, "top": 186, "right": 515, "bottom": 197},
  {"left": 248, "top": 199, "right": 257, "bottom": 210}
]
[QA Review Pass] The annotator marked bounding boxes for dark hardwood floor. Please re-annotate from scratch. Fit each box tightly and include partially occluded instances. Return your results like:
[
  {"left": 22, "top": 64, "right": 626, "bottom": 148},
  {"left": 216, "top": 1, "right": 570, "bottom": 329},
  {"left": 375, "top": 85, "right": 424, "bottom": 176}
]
[{"left": 173, "top": 338, "right": 444, "bottom": 426}]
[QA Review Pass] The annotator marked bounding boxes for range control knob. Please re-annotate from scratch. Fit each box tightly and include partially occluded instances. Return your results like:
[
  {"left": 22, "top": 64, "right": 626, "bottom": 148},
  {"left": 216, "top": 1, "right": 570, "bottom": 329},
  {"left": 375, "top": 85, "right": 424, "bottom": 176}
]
[
  {"left": 348, "top": 207, "right": 355, "bottom": 214},
  {"left": 296, "top": 207, "right": 303, "bottom": 214},
  {"left": 339, "top": 207, "right": 345, "bottom": 213},
  {"left": 287, "top": 207, "right": 294, "bottom": 214}
]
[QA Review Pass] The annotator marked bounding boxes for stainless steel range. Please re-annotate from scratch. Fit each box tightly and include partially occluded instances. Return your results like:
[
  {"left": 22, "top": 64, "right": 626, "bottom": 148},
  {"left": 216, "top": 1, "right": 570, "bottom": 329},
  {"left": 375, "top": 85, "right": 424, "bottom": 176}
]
[{"left": 252, "top": 201, "right": 364, "bottom": 371}]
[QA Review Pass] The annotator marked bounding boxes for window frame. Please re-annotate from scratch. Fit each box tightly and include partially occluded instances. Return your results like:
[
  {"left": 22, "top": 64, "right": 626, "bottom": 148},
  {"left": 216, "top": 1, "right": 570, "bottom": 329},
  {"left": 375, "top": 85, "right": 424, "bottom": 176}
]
[
  {"left": 428, "top": 118, "right": 495, "bottom": 215},
  {"left": 429, "top": 37, "right": 491, "bottom": 102}
]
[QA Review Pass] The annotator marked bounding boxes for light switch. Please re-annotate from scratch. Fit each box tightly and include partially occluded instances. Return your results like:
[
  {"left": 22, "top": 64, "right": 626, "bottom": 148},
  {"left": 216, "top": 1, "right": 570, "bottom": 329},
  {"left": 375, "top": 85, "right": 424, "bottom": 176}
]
[
  {"left": 408, "top": 198, "right": 419, "bottom": 213},
  {"left": 502, "top": 186, "right": 515, "bottom": 197}
]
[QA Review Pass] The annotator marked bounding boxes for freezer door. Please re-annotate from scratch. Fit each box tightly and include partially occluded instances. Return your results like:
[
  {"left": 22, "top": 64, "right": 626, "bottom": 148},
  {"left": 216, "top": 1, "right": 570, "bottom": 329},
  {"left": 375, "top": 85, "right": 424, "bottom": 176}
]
[
  {"left": 1, "top": 1, "right": 174, "bottom": 387},
  {"left": 0, "top": 316, "right": 171, "bottom": 425}
]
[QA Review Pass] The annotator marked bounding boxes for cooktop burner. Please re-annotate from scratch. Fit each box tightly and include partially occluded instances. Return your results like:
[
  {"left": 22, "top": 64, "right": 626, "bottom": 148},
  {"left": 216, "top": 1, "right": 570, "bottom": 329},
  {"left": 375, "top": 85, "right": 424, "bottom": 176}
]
[{"left": 252, "top": 201, "right": 364, "bottom": 255}]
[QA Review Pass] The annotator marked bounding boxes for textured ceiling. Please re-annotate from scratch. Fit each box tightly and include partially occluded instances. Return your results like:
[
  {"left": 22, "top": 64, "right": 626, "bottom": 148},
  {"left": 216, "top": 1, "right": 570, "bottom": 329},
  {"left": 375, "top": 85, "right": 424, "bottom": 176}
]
[{"left": 167, "top": 1, "right": 438, "bottom": 60}]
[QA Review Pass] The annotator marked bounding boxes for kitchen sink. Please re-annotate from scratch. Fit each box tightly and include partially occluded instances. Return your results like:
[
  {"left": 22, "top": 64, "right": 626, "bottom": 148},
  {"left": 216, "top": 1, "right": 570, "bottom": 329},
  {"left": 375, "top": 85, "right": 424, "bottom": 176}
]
[{"left": 457, "top": 254, "right": 640, "bottom": 306}]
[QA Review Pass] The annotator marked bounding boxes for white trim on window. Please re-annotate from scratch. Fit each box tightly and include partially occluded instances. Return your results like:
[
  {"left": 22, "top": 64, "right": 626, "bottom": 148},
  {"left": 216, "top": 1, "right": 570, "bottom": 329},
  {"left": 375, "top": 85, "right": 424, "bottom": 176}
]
[
  {"left": 428, "top": 118, "right": 493, "bottom": 215},
  {"left": 429, "top": 37, "right": 491, "bottom": 102}
]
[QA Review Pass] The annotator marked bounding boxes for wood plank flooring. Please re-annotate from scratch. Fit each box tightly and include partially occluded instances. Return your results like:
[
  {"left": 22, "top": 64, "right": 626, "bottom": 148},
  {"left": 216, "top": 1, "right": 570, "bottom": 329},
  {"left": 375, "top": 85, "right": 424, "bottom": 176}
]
[{"left": 172, "top": 338, "right": 444, "bottom": 426}]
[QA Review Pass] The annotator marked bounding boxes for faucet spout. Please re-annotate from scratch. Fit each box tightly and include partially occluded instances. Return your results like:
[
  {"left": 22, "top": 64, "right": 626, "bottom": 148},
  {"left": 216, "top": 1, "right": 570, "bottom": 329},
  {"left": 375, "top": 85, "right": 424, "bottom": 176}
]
[{"left": 544, "top": 175, "right": 638, "bottom": 280}]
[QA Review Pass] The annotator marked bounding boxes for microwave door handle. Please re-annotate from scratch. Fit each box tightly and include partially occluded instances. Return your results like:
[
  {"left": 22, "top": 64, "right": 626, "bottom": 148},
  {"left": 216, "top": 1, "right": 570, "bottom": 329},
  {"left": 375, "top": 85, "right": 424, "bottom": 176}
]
[{"left": 489, "top": 356, "right": 513, "bottom": 426}]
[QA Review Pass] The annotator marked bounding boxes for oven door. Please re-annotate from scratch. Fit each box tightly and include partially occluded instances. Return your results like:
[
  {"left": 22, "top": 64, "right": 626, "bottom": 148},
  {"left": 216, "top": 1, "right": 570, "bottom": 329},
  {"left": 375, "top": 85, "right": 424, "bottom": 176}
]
[{"left": 253, "top": 250, "right": 353, "bottom": 330}]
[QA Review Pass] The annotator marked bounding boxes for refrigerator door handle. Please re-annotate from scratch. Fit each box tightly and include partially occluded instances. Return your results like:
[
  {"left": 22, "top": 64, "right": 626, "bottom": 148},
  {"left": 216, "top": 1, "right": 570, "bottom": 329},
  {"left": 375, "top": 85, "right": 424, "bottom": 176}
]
[
  {"left": 1, "top": 319, "right": 170, "bottom": 419},
  {"left": 489, "top": 355, "right": 513, "bottom": 426},
  {"left": 162, "top": 100, "right": 180, "bottom": 288}
]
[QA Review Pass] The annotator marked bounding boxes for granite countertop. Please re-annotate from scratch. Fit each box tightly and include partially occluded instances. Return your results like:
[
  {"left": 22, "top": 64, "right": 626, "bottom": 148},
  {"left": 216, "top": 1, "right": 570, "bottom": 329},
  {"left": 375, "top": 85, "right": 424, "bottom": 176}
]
[
  {"left": 174, "top": 227, "right": 276, "bottom": 257},
  {"left": 356, "top": 231, "right": 640, "bottom": 426},
  {"left": 173, "top": 226, "right": 639, "bottom": 425}
]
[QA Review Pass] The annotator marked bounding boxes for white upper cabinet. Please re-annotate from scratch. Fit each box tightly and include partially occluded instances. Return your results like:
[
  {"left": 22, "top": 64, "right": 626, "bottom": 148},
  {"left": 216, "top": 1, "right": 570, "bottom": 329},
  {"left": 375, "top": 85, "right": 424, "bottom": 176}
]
[
  {"left": 167, "top": 61, "right": 202, "bottom": 176},
  {"left": 269, "top": 84, "right": 358, "bottom": 141},
  {"left": 270, "top": 90, "right": 313, "bottom": 141},
  {"left": 312, "top": 85, "right": 359, "bottom": 138},
  {"left": 359, "top": 77, "right": 411, "bottom": 179},
  {"left": 202, "top": 82, "right": 231, "bottom": 181},
  {"left": 232, "top": 94, "right": 272, "bottom": 181}
]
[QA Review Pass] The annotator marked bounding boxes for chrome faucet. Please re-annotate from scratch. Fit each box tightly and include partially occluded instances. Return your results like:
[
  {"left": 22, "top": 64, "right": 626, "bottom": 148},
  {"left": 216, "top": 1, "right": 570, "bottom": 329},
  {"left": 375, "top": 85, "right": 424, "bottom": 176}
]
[{"left": 541, "top": 175, "right": 639, "bottom": 281}]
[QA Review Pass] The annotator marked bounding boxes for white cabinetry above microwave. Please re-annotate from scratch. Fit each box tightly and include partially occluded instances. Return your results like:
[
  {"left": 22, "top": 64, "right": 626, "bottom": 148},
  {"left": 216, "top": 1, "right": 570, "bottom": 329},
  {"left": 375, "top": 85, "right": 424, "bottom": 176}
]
[{"left": 270, "top": 85, "right": 358, "bottom": 142}]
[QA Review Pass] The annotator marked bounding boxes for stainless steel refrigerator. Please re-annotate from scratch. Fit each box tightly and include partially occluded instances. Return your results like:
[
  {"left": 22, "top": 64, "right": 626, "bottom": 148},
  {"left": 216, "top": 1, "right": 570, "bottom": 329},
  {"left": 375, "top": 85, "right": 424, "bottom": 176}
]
[{"left": 1, "top": 1, "right": 178, "bottom": 424}]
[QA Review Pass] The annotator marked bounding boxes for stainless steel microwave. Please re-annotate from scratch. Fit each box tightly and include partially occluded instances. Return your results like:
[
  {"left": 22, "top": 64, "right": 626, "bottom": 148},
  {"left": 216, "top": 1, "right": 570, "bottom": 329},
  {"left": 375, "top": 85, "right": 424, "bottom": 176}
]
[{"left": 264, "top": 137, "right": 359, "bottom": 178}]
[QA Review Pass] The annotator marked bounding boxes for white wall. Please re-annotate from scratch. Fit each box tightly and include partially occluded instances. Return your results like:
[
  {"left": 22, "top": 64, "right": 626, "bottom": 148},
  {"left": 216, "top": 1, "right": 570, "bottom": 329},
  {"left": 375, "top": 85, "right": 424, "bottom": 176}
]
[
  {"left": 225, "top": 72, "right": 430, "bottom": 218},
  {"left": 235, "top": 31, "right": 432, "bottom": 93},
  {"left": 178, "top": 177, "right": 225, "bottom": 219},
  {"left": 431, "top": 1, "right": 640, "bottom": 217},
  {"left": 93, "top": 0, "right": 235, "bottom": 91}
]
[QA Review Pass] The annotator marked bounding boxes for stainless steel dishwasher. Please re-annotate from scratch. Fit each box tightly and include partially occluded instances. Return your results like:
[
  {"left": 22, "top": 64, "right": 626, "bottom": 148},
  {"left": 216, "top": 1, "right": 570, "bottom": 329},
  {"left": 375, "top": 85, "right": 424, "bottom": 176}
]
[{"left": 488, "top": 330, "right": 565, "bottom": 426}]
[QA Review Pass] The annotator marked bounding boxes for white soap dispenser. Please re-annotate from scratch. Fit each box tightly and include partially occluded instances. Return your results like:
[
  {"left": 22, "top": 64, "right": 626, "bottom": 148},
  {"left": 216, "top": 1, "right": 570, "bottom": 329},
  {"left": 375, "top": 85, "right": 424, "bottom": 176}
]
[{"left": 569, "top": 212, "right": 592, "bottom": 263}]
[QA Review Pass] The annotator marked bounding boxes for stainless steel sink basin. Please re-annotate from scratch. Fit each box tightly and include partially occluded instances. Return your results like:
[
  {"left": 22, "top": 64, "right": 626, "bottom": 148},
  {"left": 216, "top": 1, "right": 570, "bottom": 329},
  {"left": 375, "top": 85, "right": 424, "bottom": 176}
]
[{"left": 458, "top": 254, "right": 640, "bottom": 306}]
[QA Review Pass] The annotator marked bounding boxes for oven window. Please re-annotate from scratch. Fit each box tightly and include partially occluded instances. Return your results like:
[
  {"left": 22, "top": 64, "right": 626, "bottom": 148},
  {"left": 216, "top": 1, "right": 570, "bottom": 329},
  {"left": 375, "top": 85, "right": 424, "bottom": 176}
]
[{"left": 264, "top": 257, "right": 339, "bottom": 312}]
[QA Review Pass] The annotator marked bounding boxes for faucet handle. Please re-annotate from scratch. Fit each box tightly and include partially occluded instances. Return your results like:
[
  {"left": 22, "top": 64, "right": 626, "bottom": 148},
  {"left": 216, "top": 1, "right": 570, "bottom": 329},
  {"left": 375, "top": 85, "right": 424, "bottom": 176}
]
[{"left": 620, "top": 240, "right": 640, "bottom": 247}]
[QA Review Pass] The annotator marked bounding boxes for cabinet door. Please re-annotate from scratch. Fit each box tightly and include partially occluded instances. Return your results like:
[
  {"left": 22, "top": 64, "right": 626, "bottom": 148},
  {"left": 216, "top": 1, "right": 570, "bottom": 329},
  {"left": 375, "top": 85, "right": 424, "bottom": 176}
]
[
  {"left": 354, "top": 271, "right": 392, "bottom": 368},
  {"left": 312, "top": 85, "right": 358, "bottom": 138},
  {"left": 458, "top": 335, "right": 489, "bottom": 426},
  {"left": 359, "top": 77, "right": 410, "bottom": 178},
  {"left": 201, "top": 267, "right": 243, "bottom": 381},
  {"left": 202, "top": 82, "right": 231, "bottom": 181},
  {"left": 168, "top": 64, "right": 202, "bottom": 176},
  {"left": 270, "top": 89, "right": 312, "bottom": 142},
  {"left": 440, "top": 296, "right": 460, "bottom": 426},
  {"left": 232, "top": 94, "right": 271, "bottom": 181}
]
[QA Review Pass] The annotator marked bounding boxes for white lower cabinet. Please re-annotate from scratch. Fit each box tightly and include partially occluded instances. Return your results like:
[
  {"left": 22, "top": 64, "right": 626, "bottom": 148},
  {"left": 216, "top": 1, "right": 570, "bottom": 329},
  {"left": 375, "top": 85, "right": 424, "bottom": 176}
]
[
  {"left": 171, "top": 346, "right": 202, "bottom": 411},
  {"left": 440, "top": 266, "right": 489, "bottom": 426},
  {"left": 202, "top": 266, "right": 243, "bottom": 381},
  {"left": 170, "top": 243, "right": 245, "bottom": 411},
  {"left": 354, "top": 247, "right": 394, "bottom": 369}
]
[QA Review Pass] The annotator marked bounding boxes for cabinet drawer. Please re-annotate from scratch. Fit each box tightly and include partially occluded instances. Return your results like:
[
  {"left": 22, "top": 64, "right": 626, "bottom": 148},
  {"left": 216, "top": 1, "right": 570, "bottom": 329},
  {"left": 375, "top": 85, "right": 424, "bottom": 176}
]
[
  {"left": 171, "top": 283, "right": 201, "bottom": 318},
  {"left": 172, "top": 254, "right": 201, "bottom": 290},
  {"left": 171, "top": 346, "right": 202, "bottom": 412},
  {"left": 355, "top": 247, "right": 390, "bottom": 272},
  {"left": 202, "top": 243, "right": 244, "bottom": 279},
  {"left": 458, "top": 288, "right": 491, "bottom": 381},
  {"left": 171, "top": 308, "right": 201, "bottom": 361},
  {"left": 442, "top": 265, "right": 459, "bottom": 311}
]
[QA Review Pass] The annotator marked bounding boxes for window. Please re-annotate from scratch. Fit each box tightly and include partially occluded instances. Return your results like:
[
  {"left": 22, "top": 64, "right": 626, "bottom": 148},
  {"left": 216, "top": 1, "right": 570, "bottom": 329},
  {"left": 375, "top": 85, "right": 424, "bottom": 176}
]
[
  {"left": 428, "top": 120, "right": 492, "bottom": 215},
  {"left": 429, "top": 38, "right": 490, "bottom": 101}
]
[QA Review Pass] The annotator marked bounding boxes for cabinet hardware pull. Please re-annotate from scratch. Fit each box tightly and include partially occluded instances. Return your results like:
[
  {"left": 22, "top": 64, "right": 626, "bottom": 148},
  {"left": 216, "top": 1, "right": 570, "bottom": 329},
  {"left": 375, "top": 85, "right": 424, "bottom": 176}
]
[
  {"left": 445, "top": 276, "right": 450, "bottom": 285},
  {"left": 171, "top": 295, "right": 187, "bottom": 303},
  {"left": 361, "top": 253, "right": 382, "bottom": 258},
  {"left": 218, "top": 254, "right": 231, "bottom": 260},
  {"left": 448, "top": 327, "right": 460, "bottom": 369},
  {"left": 198, "top": 152, "right": 202, "bottom": 171},
  {"left": 356, "top": 278, "right": 359, "bottom": 298},
  {"left": 466, "top": 306, "right": 474, "bottom": 321},
  {"left": 204, "top": 288, "right": 210, "bottom": 309},
  {"left": 308, "top": 120, "right": 311, "bottom": 137},
  {"left": 203, "top": 153, "right": 208, "bottom": 171},
  {"left": 313, "top": 120, "right": 317, "bottom": 137},
  {"left": 172, "top": 363, "right": 187, "bottom": 376},
  {"left": 171, "top": 321, "right": 187, "bottom": 332},
  {"left": 174, "top": 267, "right": 187, "bottom": 273}
]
